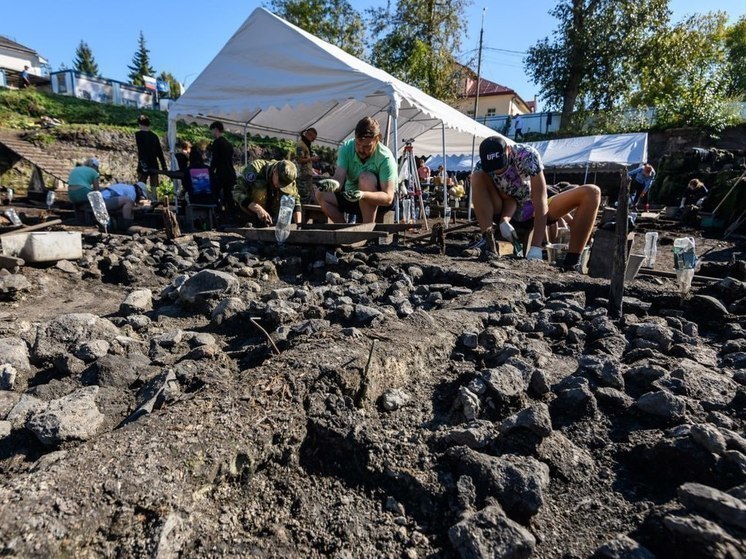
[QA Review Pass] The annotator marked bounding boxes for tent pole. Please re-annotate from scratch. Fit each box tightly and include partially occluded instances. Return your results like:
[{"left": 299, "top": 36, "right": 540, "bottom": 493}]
[
  {"left": 442, "top": 121, "right": 448, "bottom": 215},
  {"left": 243, "top": 125, "right": 248, "bottom": 165},
  {"left": 467, "top": 7, "right": 486, "bottom": 223},
  {"left": 385, "top": 114, "right": 391, "bottom": 147},
  {"left": 584, "top": 163, "right": 589, "bottom": 184},
  {"left": 392, "top": 112, "right": 400, "bottom": 224},
  {"left": 167, "top": 116, "right": 179, "bottom": 212}
]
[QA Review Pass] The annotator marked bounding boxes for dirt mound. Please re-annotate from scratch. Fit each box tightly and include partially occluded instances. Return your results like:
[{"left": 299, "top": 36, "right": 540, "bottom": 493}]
[{"left": 0, "top": 233, "right": 744, "bottom": 558}]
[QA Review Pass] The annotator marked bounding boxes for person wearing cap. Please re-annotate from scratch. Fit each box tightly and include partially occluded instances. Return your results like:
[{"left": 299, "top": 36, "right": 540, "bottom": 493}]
[
  {"left": 473, "top": 136, "right": 600, "bottom": 269},
  {"left": 314, "top": 116, "right": 397, "bottom": 224},
  {"left": 233, "top": 159, "right": 302, "bottom": 226},
  {"left": 67, "top": 157, "right": 101, "bottom": 206},
  {"left": 100, "top": 182, "right": 148, "bottom": 230},
  {"left": 135, "top": 115, "right": 167, "bottom": 202},
  {"left": 296, "top": 128, "right": 320, "bottom": 205},
  {"left": 628, "top": 164, "right": 655, "bottom": 209}
]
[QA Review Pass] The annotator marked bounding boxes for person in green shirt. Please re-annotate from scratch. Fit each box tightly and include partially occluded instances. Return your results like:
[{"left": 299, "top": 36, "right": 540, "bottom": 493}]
[
  {"left": 315, "top": 116, "right": 397, "bottom": 223},
  {"left": 232, "top": 159, "right": 301, "bottom": 226}
]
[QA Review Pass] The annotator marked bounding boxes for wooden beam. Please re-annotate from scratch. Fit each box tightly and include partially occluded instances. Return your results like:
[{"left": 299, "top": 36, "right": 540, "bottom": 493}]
[
  {"left": 609, "top": 174, "right": 629, "bottom": 319},
  {"left": 0, "top": 219, "right": 62, "bottom": 237},
  {"left": 403, "top": 220, "right": 478, "bottom": 243},
  {"left": 235, "top": 227, "right": 390, "bottom": 246}
]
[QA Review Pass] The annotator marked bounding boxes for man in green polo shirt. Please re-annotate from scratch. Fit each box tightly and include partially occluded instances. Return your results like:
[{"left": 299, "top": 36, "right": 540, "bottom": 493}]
[{"left": 315, "top": 116, "right": 397, "bottom": 223}]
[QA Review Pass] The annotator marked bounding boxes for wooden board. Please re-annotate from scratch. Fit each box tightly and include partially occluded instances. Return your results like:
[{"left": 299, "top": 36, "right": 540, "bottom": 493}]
[
  {"left": 235, "top": 227, "right": 390, "bottom": 247},
  {"left": 299, "top": 223, "right": 418, "bottom": 233}
]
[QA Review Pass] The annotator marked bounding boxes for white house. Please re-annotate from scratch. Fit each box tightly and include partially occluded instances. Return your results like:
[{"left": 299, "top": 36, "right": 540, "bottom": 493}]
[{"left": 0, "top": 35, "right": 49, "bottom": 87}]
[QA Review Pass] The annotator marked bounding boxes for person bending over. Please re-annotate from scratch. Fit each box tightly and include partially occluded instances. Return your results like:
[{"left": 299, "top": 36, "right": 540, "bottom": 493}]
[
  {"left": 233, "top": 159, "right": 301, "bottom": 226},
  {"left": 315, "top": 117, "right": 397, "bottom": 224},
  {"left": 628, "top": 164, "right": 655, "bottom": 209},
  {"left": 471, "top": 136, "right": 600, "bottom": 270},
  {"left": 100, "top": 182, "right": 148, "bottom": 230}
]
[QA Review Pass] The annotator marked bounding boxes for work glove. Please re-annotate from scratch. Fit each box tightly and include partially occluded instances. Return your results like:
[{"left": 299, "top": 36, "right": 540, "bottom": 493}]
[
  {"left": 526, "top": 246, "right": 543, "bottom": 261},
  {"left": 317, "top": 179, "right": 340, "bottom": 192},
  {"left": 499, "top": 221, "right": 518, "bottom": 242},
  {"left": 342, "top": 186, "right": 363, "bottom": 202}
]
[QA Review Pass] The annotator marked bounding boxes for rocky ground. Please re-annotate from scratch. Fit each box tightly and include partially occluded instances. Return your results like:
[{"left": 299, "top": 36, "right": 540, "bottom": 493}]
[{"left": 0, "top": 228, "right": 745, "bottom": 558}]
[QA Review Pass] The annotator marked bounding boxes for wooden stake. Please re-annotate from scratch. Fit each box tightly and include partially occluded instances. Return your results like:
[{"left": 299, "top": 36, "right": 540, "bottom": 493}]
[{"left": 609, "top": 172, "right": 630, "bottom": 320}]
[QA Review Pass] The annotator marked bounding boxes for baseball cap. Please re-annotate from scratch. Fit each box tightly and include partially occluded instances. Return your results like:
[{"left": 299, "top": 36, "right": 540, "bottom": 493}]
[
  {"left": 479, "top": 136, "right": 508, "bottom": 173},
  {"left": 273, "top": 160, "right": 297, "bottom": 192},
  {"left": 86, "top": 157, "right": 100, "bottom": 170}
]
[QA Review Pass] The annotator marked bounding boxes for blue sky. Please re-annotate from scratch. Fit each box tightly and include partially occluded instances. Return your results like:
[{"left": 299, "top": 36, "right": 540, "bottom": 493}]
[{"left": 3, "top": 0, "right": 744, "bottom": 111}]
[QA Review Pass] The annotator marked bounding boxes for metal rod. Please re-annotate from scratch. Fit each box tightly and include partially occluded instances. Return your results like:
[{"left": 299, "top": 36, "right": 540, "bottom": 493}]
[
  {"left": 442, "top": 121, "right": 447, "bottom": 212},
  {"left": 468, "top": 7, "right": 486, "bottom": 223}
]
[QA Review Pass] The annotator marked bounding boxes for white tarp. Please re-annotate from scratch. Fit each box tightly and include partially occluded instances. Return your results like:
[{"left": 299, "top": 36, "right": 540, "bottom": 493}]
[
  {"left": 167, "top": 7, "right": 499, "bottom": 157},
  {"left": 527, "top": 133, "right": 648, "bottom": 170},
  {"left": 425, "top": 154, "right": 477, "bottom": 171}
]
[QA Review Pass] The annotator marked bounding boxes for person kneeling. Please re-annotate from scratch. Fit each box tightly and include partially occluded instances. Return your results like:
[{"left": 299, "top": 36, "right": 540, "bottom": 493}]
[
  {"left": 100, "top": 181, "right": 148, "bottom": 231},
  {"left": 233, "top": 160, "right": 302, "bottom": 226},
  {"left": 472, "top": 136, "right": 601, "bottom": 270},
  {"left": 315, "top": 117, "right": 397, "bottom": 224}
]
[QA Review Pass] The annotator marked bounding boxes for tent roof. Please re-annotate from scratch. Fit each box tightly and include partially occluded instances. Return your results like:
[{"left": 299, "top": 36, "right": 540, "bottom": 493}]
[
  {"left": 527, "top": 133, "right": 648, "bottom": 171},
  {"left": 168, "top": 8, "right": 499, "bottom": 156}
]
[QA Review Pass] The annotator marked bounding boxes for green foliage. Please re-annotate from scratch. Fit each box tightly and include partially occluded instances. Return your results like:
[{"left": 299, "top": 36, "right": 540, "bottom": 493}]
[
  {"left": 633, "top": 12, "right": 739, "bottom": 132},
  {"left": 267, "top": 0, "right": 365, "bottom": 58},
  {"left": 127, "top": 31, "right": 155, "bottom": 86},
  {"left": 525, "top": 0, "right": 669, "bottom": 129},
  {"left": 73, "top": 40, "right": 100, "bottom": 76},
  {"left": 158, "top": 71, "right": 181, "bottom": 100},
  {"left": 157, "top": 178, "right": 175, "bottom": 199},
  {"left": 725, "top": 16, "right": 746, "bottom": 100},
  {"left": 368, "top": 0, "right": 471, "bottom": 101}
]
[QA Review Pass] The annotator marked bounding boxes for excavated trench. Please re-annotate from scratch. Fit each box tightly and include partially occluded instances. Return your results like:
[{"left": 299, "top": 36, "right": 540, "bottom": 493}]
[{"left": 0, "top": 232, "right": 744, "bottom": 558}]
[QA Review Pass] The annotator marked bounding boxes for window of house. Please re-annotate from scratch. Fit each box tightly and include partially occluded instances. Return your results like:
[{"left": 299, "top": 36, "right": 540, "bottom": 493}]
[
  {"left": 56, "top": 73, "right": 67, "bottom": 94},
  {"left": 467, "top": 110, "right": 475, "bottom": 117},
  {"left": 486, "top": 108, "right": 496, "bottom": 116}
]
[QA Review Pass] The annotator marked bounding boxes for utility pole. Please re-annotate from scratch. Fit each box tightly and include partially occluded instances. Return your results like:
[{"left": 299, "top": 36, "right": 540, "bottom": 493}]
[{"left": 467, "top": 7, "right": 486, "bottom": 222}]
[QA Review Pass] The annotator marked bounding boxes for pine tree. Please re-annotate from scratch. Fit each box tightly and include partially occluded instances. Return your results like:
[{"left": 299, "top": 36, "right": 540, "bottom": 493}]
[
  {"left": 73, "top": 40, "right": 100, "bottom": 76},
  {"left": 127, "top": 31, "right": 155, "bottom": 86}
]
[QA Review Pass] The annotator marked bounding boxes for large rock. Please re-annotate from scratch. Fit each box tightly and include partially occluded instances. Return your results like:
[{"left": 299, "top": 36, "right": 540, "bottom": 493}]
[
  {"left": 481, "top": 365, "right": 528, "bottom": 400},
  {"left": 0, "top": 364, "right": 17, "bottom": 391},
  {"left": 82, "top": 353, "right": 153, "bottom": 388},
  {"left": 210, "top": 297, "right": 247, "bottom": 326},
  {"left": 5, "top": 394, "right": 45, "bottom": 429},
  {"left": 26, "top": 386, "right": 105, "bottom": 445},
  {"left": 591, "top": 536, "right": 656, "bottom": 559},
  {"left": 447, "top": 446, "right": 550, "bottom": 519},
  {"left": 448, "top": 505, "right": 535, "bottom": 559},
  {"left": 498, "top": 403, "right": 552, "bottom": 438},
  {"left": 32, "top": 313, "right": 120, "bottom": 364},
  {"left": 678, "top": 482, "right": 746, "bottom": 530},
  {"left": 120, "top": 288, "right": 153, "bottom": 315},
  {"left": 0, "top": 337, "right": 31, "bottom": 373},
  {"left": 635, "top": 390, "right": 687, "bottom": 423},
  {"left": 0, "top": 273, "right": 31, "bottom": 296},
  {"left": 178, "top": 270, "right": 238, "bottom": 309}
]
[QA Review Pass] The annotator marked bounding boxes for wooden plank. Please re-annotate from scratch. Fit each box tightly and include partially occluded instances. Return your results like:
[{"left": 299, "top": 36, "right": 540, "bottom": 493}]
[
  {"left": 299, "top": 223, "right": 418, "bottom": 233},
  {"left": 237, "top": 227, "right": 390, "bottom": 246},
  {"left": 0, "top": 219, "right": 62, "bottom": 237},
  {"left": 0, "top": 254, "right": 24, "bottom": 270},
  {"left": 609, "top": 174, "right": 630, "bottom": 319},
  {"left": 636, "top": 268, "right": 719, "bottom": 283},
  {"left": 403, "top": 220, "right": 477, "bottom": 243}
]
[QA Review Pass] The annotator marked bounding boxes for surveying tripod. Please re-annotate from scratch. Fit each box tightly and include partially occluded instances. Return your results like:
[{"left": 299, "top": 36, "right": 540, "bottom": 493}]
[{"left": 398, "top": 139, "right": 429, "bottom": 230}]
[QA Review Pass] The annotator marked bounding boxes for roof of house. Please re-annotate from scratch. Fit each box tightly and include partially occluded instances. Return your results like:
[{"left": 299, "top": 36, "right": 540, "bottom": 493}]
[
  {"left": 464, "top": 77, "right": 516, "bottom": 97},
  {"left": 0, "top": 35, "right": 40, "bottom": 56}
]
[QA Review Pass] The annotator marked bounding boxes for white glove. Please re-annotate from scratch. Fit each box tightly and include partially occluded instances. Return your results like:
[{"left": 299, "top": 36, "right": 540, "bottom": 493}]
[
  {"left": 499, "top": 221, "right": 518, "bottom": 241},
  {"left": 526, "top": 246, "right": 543, "bottom": 261}
]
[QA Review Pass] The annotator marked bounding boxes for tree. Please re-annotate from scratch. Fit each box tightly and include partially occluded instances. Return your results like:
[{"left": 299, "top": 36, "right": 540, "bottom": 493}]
[
  {"left": 73, "top": 41, "right": 99, "bottom": 76},
  {"left": 633, "top": 12, "right": 736, "bottom": 130},
  {"left": 127, "top": 31, "right": 155, "bottom": 86},
  {"left": 524, "top": 0, "right": 669, "bottom": 130},
  {"left": 158, "top": 71, "right": 181, "bottom": 99},
  {"left": 267, "top": 0, "right": 365, "bottom": 58},
  {"left": 725, "top": 16, "right": 746, "bottom": 99},
  {"left": 367, "top": 0, "right": 471, "bottom": 101}
]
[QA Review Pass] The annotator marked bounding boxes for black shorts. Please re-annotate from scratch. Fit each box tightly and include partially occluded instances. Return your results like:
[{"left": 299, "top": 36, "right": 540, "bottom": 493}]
[{"left": 334, "top": 181, "right": 392, "bottom": 217}]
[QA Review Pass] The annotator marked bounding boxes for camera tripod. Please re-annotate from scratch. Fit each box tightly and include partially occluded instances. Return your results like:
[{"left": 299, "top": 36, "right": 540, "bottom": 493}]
[{"left": 398, "top": 139, "right": 429, "bottom": 230}]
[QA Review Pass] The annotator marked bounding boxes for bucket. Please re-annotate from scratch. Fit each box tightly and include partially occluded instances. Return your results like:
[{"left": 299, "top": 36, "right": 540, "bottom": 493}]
[
  {"left": 545, "top": 243, "right": 568, "bottom": 265},
  {"left": 1, "top": 231, "right": 83, "bottom": 263},
  {"left": 625, "top": 254, "right": 645, "bottom": 282}
]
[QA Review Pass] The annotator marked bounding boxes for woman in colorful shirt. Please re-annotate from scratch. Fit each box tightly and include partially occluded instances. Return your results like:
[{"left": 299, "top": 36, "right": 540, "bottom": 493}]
[{"left": 472, "top": 136, "right": 600, "bottom": 270}]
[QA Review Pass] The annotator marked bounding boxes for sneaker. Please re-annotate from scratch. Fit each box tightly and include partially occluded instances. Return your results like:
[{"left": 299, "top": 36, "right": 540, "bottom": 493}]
[
  {"left": 558, "top": 261, "right": 583, "bottom": 273},
  {"left": 466, "top": 237, "right": 486, "bottom": 251}
]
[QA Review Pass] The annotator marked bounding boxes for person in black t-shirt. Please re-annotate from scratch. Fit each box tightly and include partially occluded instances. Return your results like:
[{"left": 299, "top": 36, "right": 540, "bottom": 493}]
[
  {"left": 209, "top": 121, "right": 237, "bottom": 213},
  {"left": 135, "top": 115, "right": 167, "bottom": 202}
]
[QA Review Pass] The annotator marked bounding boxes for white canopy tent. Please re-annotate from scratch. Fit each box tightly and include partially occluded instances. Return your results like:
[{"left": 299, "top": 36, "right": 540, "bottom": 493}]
[
  {"left": 167, "top": 7, "right": 499, "bottom": 162},
  {"left": 527, "top": 133, "right": 648, "bottom": 181},
  {"left": 425, "top": 154, "right": 477, "bottom": 172}
]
